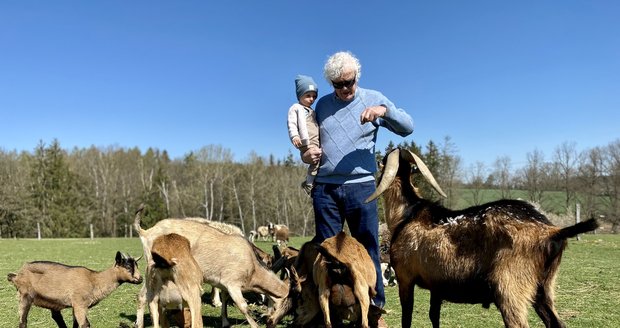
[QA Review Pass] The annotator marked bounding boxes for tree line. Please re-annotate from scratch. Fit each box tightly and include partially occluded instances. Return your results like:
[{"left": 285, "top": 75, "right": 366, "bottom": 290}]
[{"left": 0, "top": 137, "right": 618, "bottom": 238}]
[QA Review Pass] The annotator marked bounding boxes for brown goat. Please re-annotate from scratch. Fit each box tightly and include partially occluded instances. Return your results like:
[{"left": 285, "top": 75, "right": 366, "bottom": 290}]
[
  {"left": 268, "top": 233, "right": 377, "bottom": 328},
  {"left": 268, "top": 222, "right": 290, "bottom": 245},
  {"left": 7, "top": 252, "right": 142, "bottom": 328},
  {"left": 134, "top": 206, "right": 288, "bottom": 328},
  {"left": 149, "top": 233, "right": 204, "bottom": 328},
  {"left": 366, "top": 148, "right": 599, "bottom": 328},
  {"left": 315, "top": 232, "right": 377, "bottom": 328}
]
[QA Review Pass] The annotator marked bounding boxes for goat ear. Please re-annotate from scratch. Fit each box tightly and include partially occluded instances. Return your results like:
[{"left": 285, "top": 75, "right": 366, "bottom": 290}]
[{"left": 115, "top": 251, "right": 123, "bottom": 264}]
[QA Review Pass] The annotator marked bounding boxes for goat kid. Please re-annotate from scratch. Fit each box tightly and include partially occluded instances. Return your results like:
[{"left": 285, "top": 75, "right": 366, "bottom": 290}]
[
  {"left": 268, "top": 233, "right": 377, "bottom": 328},
  {"left": 8, "top": 252, "right": 142, "bottom": 328},
  {"left": 149, "top": 233, "right": 203, "bottom": 328},
  {"left": 134, "top": 205, "right": 288, "bottom": 328},
  {"left": 366, "top": 147, "right": 600, "bottom": 328}
]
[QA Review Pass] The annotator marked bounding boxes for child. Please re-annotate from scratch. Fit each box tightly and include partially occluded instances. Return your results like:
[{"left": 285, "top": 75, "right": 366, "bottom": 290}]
[{"left": 287, "top": 75, "right": 319, "bottom": 196}]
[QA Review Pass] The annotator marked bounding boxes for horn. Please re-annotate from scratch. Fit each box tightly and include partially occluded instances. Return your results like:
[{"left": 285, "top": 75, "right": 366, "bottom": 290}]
[
  {"left": 401, "top": 149, "right": 447, "bottom": 198},
  {"left": 365, "top": 148, "right": 400, "bottom": 203}
]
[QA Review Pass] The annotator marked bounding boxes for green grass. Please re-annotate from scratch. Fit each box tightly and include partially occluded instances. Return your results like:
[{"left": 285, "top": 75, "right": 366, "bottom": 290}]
[{"left": 1, "top": 235, "right": 618, "bottom": 327}]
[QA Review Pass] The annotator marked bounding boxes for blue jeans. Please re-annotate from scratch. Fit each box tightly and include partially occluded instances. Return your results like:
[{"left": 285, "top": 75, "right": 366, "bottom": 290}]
[{"left": 311, "top": 180, "right": 385, "bottom": 308}]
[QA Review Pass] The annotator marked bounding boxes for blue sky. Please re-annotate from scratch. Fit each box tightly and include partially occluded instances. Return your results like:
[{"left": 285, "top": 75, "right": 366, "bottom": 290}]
[{"left": 1, "top": 1, "right": 618, "bottom": 170}]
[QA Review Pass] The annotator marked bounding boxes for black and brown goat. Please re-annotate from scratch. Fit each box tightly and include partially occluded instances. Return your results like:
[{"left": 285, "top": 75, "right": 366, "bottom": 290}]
[
  {"left": 365, "top": 148, "right": 599, "bottom": 328},
  {"left": 7, "top": 252, "right": 142, "bottom": 328}
]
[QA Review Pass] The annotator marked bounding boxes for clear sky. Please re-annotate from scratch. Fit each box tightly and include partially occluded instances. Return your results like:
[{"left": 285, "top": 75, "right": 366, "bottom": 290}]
[{"left": 1, "top": 1, "right": 618, "bottom": 170}]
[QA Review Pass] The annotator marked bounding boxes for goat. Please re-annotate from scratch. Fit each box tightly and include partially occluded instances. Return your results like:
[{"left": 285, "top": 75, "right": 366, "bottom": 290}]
[
  {"left": 7, "top": 252, "right": 142, "bottom": 328},
  {"left": 268, "top": 233, "right": 377, "bottom": 328},
  {"left": 268, "top": 222, "right": 289, "bottom": 245},
  {"left": 134, "top": 206, "right": 288, "bottom": 328},
  {"left": 184, "top": 218, "right": 244, "bottom": 308},
  {"left": 249, "top": 226, "right": 270, "bottom": 242},
  {"left": 267, "top": 241, "right": 322, "bottom": 328},
  {"left": 365, "top": 147, "right": 600, "bottom": 328},
  {"left": 380, "top": 262, "right": 396, "bottom": 287},
  {"left": 314, "top": 232, "right": 377, "bottom": 328},
  {"left": 271, "top": 245, "right": 299, "bottom": 279},
  {"left": 148, "top": 233, "right": 203, "bottom": 328}
]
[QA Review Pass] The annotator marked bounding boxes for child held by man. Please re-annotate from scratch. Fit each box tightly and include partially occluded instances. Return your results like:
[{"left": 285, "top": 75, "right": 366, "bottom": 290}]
[{"left": 287, "top": 75, "right": 319, "bottom": 196}]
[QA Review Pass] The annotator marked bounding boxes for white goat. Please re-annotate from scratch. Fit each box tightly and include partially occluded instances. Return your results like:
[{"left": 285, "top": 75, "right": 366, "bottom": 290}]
[{"left": 134, "top": 206, "right": 288, "bottom": 328}]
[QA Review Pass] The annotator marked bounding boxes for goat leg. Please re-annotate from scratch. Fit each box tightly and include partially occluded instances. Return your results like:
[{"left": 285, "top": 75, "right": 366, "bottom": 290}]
[
  {"left": 226, "top": 288, "right": 259, "bottom": 328},
  {"left": 353, "top": 280, "right": 371, "bottom": 328},
  {"left": 135, "top": 284, "right": 148, "bottom": 328},
  {"left": 51, "top": 310, "right": 67, "bottom": 328},
  {"left": 398, "top": 280, "right": 415, "bottom": 328},
  {"left": 71, "top": 306, "right": 89, "bottom": 328},
  {"left": 429, "top": 293, "right": 442, "bottom": 328},
  {"left": 183, "top": 288, "right": 204, "bottom": 328},
  {"left": 220, "top": 290, "right": 231, "bottom": 328},
  {"left": 318, "top": 285, "right": 332, "bottom": 328},
  {"left": 18, "top": 295, "right": 32, "bottom": 328}
]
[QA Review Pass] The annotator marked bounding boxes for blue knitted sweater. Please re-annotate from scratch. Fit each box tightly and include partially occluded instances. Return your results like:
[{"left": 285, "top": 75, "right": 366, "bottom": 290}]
[{"left": 314, "top": 87, "right": 414, "bottom": 184}]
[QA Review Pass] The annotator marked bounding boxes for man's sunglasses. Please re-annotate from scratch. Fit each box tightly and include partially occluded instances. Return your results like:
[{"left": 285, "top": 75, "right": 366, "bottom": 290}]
[{"left": 332, "top": 76, "right": 356, "bottom": 89}]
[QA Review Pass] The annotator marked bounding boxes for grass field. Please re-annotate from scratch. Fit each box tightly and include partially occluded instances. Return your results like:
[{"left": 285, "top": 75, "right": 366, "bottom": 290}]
[{"left": 1, "top": 234, "right": 618, "bottom": 327}]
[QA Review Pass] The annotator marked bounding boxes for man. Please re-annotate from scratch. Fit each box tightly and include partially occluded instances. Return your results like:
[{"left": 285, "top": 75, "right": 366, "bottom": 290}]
[{"left": 303, "top": 51, "right": 414, "bottom": 327}]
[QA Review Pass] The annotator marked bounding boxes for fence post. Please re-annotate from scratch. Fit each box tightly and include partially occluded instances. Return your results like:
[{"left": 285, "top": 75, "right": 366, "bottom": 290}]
[
  {"left": 575, "top": 203, "right": 581, "bottom": 241},
  {"left": 90, "top": 224, "right": 94, "bottom": 240}
]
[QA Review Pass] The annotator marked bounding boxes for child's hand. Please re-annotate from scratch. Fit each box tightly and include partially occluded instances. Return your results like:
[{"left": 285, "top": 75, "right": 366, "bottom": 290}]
[{"left": 292, "top": 137, "right": 302, "bottom": 148}]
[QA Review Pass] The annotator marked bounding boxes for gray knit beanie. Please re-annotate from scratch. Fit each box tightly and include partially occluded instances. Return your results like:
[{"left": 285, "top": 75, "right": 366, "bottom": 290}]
[{"left": 295, "top": 75, "right": 318, "bottom": 100}]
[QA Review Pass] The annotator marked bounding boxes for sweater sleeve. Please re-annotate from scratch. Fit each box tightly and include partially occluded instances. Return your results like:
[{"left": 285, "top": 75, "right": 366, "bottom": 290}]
[
  {"left": 376, "top": 93, "right": 414, "bottom": 137},
  {"left": 287, "top": 104, "right": 300, "bottom": 142}
]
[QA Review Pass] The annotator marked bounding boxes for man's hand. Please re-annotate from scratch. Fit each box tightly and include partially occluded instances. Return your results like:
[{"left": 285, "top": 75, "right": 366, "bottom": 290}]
[
  {"left": 360, "top": 105, "right": 387, "bottom": 124},
  {"left": 302, "top": 146, "right": 322, "bottom": 165}
]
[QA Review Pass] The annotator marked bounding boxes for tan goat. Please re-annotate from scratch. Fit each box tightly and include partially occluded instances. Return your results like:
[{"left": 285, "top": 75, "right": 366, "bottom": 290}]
[
  {"left": 315, "top": 232, "right": 377, "bottom": 328},
  {"left": 267, "top": 233, "right": 377, "bottom": 328},
  {"left": 149, "top": 233, "right": 204, "bottom": 328},
  {"left": 134, "top": 205, "right": 288, "bottom": 328},
  {"left": 7, "top": 252, "right": 142, "bottom": 328},
  {"left": 366, "top": 147, "right": 600, "bottom": 328}
]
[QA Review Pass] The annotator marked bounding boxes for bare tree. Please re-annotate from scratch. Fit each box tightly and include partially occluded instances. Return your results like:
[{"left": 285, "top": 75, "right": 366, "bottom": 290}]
[
  {"left": 519, "top": 149, "right": 547, "bottom": 204},
  {"left": 553, "top": 141, "right": 578, "bottom": 213},
  {"left": 492, "top": 156, "right": 513, "bottom": 199},
  {"left": 467, "top": 161, "right": 487, "bottom": 205},
  {"left": 577, "top": 147, "right": 605, "bottom": 222},
  {"left": 602, "top": 140, "right": 620, "bottom": 232},
  {"left": 437, "top": 136, "right": 462, "bottom": 208}
]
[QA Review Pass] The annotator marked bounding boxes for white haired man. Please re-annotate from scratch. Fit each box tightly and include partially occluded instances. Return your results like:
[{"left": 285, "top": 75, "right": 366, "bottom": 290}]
[{"left": 303, "top": 51, "right": 414, "bottom": 328}]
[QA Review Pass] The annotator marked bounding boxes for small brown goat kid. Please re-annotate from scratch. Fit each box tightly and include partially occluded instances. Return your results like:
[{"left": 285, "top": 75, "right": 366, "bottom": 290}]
[
  {"left": 7, "top": 252, "right": 142, "bottom": 328},
  {"left": 149, "top": 233, "right": 204, "bottom": 328},
  {"left": 366, "top": 148, "right": 599, "bottom": 328}
]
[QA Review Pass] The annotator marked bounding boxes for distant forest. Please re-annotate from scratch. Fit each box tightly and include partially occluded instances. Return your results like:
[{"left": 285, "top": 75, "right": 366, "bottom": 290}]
[{"left": 1, "top": 137, "right": 618, "bottom": 238}]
